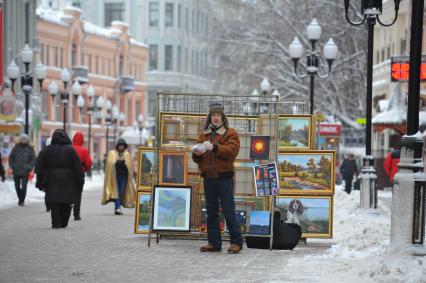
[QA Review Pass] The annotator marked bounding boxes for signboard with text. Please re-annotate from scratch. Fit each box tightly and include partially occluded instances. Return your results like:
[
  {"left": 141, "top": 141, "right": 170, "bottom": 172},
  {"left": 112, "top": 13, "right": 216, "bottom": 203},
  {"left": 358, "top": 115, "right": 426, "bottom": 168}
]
[
  {"left": 391, "top": 55, "right": 426, "bottom": 82},
  {"left": 319, "top": 123, "right": 342, "bottom": 136}
]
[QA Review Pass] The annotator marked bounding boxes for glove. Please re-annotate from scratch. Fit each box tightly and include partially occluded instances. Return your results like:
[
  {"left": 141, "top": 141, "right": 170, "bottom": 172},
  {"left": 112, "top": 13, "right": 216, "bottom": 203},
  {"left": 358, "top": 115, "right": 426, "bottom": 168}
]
[{"left": 203, "top": 141, "right": 213, "bottom": 151}]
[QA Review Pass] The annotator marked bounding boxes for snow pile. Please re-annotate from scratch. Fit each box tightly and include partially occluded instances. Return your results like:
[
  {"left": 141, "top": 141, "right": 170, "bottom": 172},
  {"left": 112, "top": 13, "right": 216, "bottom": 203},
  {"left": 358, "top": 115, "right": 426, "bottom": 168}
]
[
  {"left": 36, "top": 6, "right": 66, "bottom": 25},
  {"left": 372, "top": 83, "right": 406, "bottom": 125},
  {"left": 0, "top": 179, "right": 44, "bottom": 209},
  {"left": 0, "top": 172, "right": 104, "bottom": 210},
  {"left": 286, "top": 186, "right": 426, "bottom": 282}
]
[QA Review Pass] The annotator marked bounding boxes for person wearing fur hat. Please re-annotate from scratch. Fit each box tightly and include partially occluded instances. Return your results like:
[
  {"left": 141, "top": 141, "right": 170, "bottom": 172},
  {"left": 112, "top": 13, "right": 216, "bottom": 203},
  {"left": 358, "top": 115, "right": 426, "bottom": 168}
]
[
  {"left": 9, "top": 133, "right": 36, "bottom": 206},
  {"left": 192, "top": 102, "right": 243, "bottom": 254},
  {"left": 102, "top": 138, "right": 136, "bottom": 215}
]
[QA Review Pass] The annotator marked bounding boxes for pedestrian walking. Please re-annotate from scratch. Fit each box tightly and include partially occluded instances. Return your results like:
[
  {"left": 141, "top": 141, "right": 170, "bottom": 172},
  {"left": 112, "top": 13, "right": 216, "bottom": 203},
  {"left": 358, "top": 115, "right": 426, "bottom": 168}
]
[
  {"left": 71, "top": 131, "right": 93, "bottom": 221},
  {"left": 340, "top": 153, "right": 358, "bottom": 194},
  {"left": 35, "top": 129, "right": 84, "bottom": 229},
  {"left": 383, "top": 145, "right": 400, "bottom": 184},
  {"left": 192, "top": 102, "right": 243, "bottom": 254},
  {"left": 43, "top": 137, "right": 52, "bottom": 212},
  {"left": 0, "top": 152, "right": 5, "bottom": 182},
  {"left": 9, "top": 133, "right": 36, "bottom": 206},
  {"left": 102, "top": 138, "right": 136, "bottom": 215}
]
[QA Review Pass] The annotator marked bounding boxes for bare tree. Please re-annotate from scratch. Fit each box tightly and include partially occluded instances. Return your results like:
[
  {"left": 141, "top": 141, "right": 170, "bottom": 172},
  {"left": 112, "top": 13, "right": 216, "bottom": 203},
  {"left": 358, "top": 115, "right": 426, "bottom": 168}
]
[{"left": 209, "top": 0, "right": 367, "bottom": 128}]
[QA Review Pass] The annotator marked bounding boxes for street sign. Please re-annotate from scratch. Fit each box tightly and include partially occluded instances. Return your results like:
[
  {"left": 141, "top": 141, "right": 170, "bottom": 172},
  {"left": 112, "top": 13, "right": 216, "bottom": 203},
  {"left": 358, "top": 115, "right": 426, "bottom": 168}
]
[{"left": 356, "top": 118, "right": 366, "bottom": 125}]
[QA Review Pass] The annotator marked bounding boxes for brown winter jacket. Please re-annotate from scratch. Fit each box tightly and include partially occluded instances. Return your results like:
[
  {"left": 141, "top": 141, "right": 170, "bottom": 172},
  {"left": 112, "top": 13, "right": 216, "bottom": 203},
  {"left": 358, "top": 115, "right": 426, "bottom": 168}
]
[{"left": 192, "top": 126, "right": 240, "bottom": 179}]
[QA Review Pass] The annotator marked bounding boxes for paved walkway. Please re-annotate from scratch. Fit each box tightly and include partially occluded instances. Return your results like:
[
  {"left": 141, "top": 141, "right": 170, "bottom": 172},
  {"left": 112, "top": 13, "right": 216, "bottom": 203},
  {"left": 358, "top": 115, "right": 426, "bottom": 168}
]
[{"left": 0, "top": 185, "right": 333, "bottom": 283}]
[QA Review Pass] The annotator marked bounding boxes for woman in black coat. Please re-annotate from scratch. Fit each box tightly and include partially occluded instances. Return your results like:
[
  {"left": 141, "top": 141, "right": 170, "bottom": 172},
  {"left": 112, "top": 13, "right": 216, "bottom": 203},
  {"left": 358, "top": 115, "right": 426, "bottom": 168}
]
[{"left": 35, "top": 129, "right": 84, "bottom": 229}]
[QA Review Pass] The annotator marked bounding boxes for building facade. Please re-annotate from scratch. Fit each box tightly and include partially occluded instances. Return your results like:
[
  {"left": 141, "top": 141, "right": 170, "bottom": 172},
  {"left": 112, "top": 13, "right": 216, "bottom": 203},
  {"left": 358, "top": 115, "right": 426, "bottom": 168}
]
[
  {"left": 36, "top": 5, "right": 148, "bottom": 159},
  {"left": 44, "top": 0, "right": 214, "bottom": 128}
]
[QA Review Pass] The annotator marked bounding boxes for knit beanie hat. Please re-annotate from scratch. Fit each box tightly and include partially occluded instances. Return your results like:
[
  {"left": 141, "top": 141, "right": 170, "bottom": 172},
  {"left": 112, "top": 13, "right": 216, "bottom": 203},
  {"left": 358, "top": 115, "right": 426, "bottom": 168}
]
[{"left": 19, "top": 133, "right": 29, "bottom": 141}]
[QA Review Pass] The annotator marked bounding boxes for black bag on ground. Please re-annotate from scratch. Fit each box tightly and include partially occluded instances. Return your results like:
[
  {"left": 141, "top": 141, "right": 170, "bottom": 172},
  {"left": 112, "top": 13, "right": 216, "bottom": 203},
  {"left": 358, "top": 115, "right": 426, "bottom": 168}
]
[
  {"left": 246, "top": 211, "right": 302, "bottom": 250},
  {"left": 353, "top": 177, "right": 361, "bottom": 191}
]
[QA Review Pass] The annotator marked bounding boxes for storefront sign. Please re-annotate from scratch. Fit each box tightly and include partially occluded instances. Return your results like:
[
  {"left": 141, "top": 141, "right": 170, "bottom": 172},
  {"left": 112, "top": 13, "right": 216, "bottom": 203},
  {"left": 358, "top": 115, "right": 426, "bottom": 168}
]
[{"left": 319, "top": 123, "right": 342, "bottom": 135}]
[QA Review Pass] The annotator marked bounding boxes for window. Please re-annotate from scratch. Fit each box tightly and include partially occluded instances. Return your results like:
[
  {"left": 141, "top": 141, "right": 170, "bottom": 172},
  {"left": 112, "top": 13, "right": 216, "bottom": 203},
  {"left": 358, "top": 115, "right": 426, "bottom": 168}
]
[
  {"left": 192, "top": 10, "right": 195, "bottom": 33},
  {"left": 46, "top": 45, "right": 50, "bottom": 66},
  {"left": 178, "top": 4, "right": 181, "bottom": 28},
  {"left": 148, "top": 90, "right": 156, "bottom": 116},
  {"left": 184, "top": 48, "right": 188, "bottom": 73},
  {"left": 71, "top": 44, "right": 77, "bottom": 66},
  {"left": 195, "top": 50, "right": 199, "bottom": 76},
  {"left": 104, "top": 2, "right": 124, "bottom": 26},
  {"left": 165, "top": 3, "right": 174, "bottom": 28},
  {"left": 376, "top": 50, "right": 380, "bottom": 64},
  {"left": 60, "top": 48, "right": 64, "bottom": 68},
  {"left": 54, "top": 47, "right": 59, "bottom": 67},
  {"left": 205, "top": 15, "right": 208, "bottom": 35},
  {"left": 165, "top": 45, "right": 173, "bottom": 71},
  {"left": 89, "top": 54, "right": 92, "bottom": 72},
  {"left": 197, "top": 11, "right": 201, "bottom": 33},
  {"left": 40, "top": 43, "right": 45, "bottom": 64},
  {"left": 177, "top": 46, "right": 182, "bottom": 72},
  {"left": 400, "top": 38, "right": 407, "bottom": 55},
  {"left": 149, "top": 2, "right": 159, "bottom": 27},
  {"left": 149, "top": 45, "right": 158, "bottom": 70},
  {"left": 185, "top": 8, "right": 189, "bottom": 30},
  {"left": 72, "top": 1, "right": 81, "bottom": 8},
  {"left": 386, "top": 45, "right": 391, "bottom": 59},
  {"left": 95, "top": 56, "right": 99, "bottom": 74},
  {"left": 191, "top": 50, "right": 194, "bottom": 74}
]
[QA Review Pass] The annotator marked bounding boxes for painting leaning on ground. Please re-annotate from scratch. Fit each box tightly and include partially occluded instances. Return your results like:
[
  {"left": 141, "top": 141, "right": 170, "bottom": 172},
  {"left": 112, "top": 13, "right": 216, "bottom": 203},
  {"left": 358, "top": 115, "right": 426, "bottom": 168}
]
[{"left": 276, "top": 196, "right": 332, "bottom": 237}]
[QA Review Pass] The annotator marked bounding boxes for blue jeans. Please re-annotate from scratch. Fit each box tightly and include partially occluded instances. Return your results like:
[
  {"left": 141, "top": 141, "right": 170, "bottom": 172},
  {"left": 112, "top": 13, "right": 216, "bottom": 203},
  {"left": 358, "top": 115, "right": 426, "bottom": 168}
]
[
  {"left": 203, "top": 177, "right": 243, "bottom": 248},
  {"left": 115, "top": 176, "right": 126, "bottom": 210}
]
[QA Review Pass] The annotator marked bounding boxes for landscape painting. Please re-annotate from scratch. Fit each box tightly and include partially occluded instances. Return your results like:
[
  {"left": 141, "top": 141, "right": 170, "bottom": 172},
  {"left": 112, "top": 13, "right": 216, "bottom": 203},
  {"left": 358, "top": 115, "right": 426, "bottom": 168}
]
[
  {"left": 134, "top": 192, "right": 151, "bottom": 234},
  {"left": 278, "top": 115, "right": 312, "bottom": 150},
  {"left": 276, "top": 196, "right": 333, "bottom": 238},
  {"left": 137, "top": 147, "right": 154, "bottom": 191},
  {"left": 152, "top": 186, "right": 191, "bottom": 231},
  {"left": 277, "top": 150, "right": 335, "bottom": 195}
]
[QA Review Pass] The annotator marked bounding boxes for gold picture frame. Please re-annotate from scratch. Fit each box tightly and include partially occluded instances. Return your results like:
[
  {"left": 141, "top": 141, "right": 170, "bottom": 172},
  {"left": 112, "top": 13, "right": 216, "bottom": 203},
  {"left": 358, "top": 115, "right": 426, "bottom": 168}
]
[
  {"left": 277, "top": 150, "right": 335, "bottom": 195},
  {"left": 277, "top": 115, "right": 314, "bottom": 151},
  {"left": 276, "top": 195, "right": 333, "bottom": 238},
  {"left": 134, "top": 191, "right": 151, "bottom": 234},
  {"left": 159, "top": 151, "right": 188, "bottom": 186},
  {"left": 137, "top": 146, "right": 154, "bottom": 191}
]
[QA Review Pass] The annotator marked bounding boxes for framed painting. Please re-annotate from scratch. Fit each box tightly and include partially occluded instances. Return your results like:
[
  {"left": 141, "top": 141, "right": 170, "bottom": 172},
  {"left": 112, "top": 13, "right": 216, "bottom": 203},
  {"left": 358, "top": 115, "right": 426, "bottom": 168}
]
[
  {"left": 248, "top": 210, "right": 271, "bottom": 235},
  {"left": 184, "top": 115, "right": 205, "bottom": 141},
  {"left": 160, "top": 118, "right": 182, "bottom": 145},
  {"left": 134, "top": 192, "right": 151, "bottom": 234},
  {"left": 278, "top": 115, "right": 313, "bottom": 150},
  {"left": 253, "top": 162, "right": 279, "bottom": 196},
  {"left": 277, "top": 150, "right": 335, "bottom": 195},
  {"left": 275, "top": 195, "right": 333, "bottom": 238},
  {"left": 159, "top": 151, "right": 188, "bottom": 186},
  {"left": 137, "top": 147, "right": 154, "bottom": 191},
  {"left": 152, "top": 185, "right": 192, "bottom": 231}
]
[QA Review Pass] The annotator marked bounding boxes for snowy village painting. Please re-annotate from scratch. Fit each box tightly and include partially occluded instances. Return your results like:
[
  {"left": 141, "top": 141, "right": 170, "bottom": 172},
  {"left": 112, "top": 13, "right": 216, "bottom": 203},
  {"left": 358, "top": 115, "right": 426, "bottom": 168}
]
[
  {"left": 277, "top": 151, "right": 335, "bottom": 195},
  {"left": 276, "top": 196, "right": 333, "bottom": 238},
  {"left": 277, "top": 115, "right": 313, "bottom": 150}
]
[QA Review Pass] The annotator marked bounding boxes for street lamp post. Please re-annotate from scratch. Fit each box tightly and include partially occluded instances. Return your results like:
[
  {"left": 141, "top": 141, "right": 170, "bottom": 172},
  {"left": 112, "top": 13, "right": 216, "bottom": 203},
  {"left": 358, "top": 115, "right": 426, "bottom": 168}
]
[
  {"left": 111, "top": 104, "right": 119, "bottom": 143},
  {"left": 104, "top": 99, "right": 112, "bottom": 153},
  {"left": 344, "top": 0, "right": 400, "bottom": 209},
  {"left": 48, "top": 68, "right": 85, "bottom": 134},
  {"left": 388, "top": 0, "right": 425, "bottom": 250},
  {"left": 7, "top": 44, "right": 46, "bottom": 136},
  {"left": 137, "top": 113, "right": 144, "bottom": 146},
  {"left": 288, "top": 19, "right": 338, "bottom": 115}
]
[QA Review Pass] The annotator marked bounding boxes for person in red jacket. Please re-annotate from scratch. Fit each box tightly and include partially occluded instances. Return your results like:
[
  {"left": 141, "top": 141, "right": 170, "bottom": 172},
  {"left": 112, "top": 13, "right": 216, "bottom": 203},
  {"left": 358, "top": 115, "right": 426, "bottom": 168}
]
[
  {"left": 383, "top": 146, "right": 400, "bottom": 183},
  {"left": 72, "top": 131, "right": 93, "bottom": 221}
]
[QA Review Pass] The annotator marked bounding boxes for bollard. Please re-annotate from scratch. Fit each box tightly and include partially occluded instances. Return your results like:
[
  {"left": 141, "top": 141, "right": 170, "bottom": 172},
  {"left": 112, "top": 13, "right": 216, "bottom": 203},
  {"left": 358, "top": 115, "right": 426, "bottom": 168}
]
[
  {"left": 360, "top": 156, "right": 377, "bottom": 209},
  {"left": 390, "top": 133, "right": 424, "bottom": 251}
]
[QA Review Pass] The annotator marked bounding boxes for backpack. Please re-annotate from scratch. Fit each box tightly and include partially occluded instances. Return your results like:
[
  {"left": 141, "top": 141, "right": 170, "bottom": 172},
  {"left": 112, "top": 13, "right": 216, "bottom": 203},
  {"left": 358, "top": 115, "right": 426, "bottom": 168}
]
[{"left": 246, "top": 210, "right": 302, "bottom": 250}]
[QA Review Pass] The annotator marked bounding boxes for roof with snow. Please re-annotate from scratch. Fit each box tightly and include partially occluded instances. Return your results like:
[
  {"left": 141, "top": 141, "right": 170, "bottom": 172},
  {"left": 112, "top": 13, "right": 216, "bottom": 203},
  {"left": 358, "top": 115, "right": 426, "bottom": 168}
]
[
  {"left": 372, "top": 83, "right": 426, "bottom": 126},
  {"left": 36, "top": 6, "right": 147, "bottom": 47}
]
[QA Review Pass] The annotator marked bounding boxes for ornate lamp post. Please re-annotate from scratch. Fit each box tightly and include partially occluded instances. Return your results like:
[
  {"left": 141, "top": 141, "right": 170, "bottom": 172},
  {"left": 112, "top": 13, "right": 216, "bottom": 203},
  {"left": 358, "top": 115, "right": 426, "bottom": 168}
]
[
  {"left": 137, "top": 113, "right": 144, "bottom": 146},
  {"left": 288, "top": 19, "right": 338, "bottom": 115},
  {"left": 344, "top": 0, "right": 401, "bottom": 209},
  {"left": 7, "top": 44, "right": 46, "bottom": 136},
  {"left": 104, "top": 99, "right": 112, "bottom": 153},
  {"left": 48, "top": 68, "right": 84, "bottom": 134}
]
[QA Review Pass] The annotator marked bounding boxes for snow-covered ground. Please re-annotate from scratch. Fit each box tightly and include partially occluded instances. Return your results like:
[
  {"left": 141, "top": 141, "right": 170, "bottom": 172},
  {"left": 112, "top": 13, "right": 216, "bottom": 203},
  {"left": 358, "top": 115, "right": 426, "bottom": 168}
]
[
  {"left": 1, "top": 175, "right": 425, "bottom": 282},
  {"left": 0, "top": 172, "right": 104, "bottom": 210},
  {"left": 297, "top": 186, "right": 426, "bottom": 283}
]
